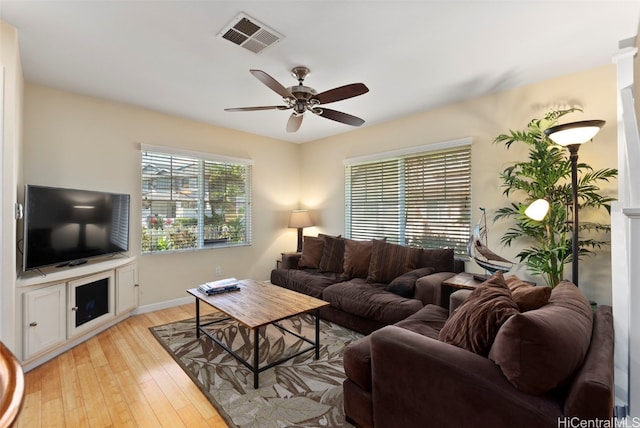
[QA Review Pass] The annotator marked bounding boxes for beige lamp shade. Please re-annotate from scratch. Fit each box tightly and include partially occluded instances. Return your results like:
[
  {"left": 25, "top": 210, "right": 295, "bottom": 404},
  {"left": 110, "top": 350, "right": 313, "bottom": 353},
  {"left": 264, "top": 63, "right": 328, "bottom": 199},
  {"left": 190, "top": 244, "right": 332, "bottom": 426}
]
[
  {"left": 289, "top": 210, "right": 314, "bottom": 253},
  {"left": 288, "top": 210, "right": 313, "bottom": 228}
]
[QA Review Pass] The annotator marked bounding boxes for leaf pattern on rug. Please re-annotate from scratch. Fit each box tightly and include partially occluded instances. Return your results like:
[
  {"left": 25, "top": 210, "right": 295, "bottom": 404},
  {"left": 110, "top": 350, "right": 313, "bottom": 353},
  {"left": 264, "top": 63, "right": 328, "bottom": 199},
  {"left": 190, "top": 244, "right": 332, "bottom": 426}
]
[{"left": 150, "top": 311, "right": 362, "bottom": 427}]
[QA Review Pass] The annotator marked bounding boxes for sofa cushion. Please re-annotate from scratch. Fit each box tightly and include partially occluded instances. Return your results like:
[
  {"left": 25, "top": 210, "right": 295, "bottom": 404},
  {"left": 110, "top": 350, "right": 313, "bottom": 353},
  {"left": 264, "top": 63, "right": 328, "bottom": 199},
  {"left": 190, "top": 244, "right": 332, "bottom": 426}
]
[
  {"left": 505, "top": 275, "right": 552, "bottom": 312},
  {"left": 343, "top": 304, "right": 449, "bottom": 392},
  {"left": 319, "top": 235, "right": 345, "bottom": 273},
  {"left": 394, "top": 304, "right": 449, "bottom": 339},
  {"left": 298, "top": 236, "right": 325, "bottom": 269},
  {"left": 439, "top": 272, "right": 519, "bottom": 356},
  {"left": 367, "top": 239, "right": 421, "bottom": 284},
  {"left": 512, "top": 284, "right": 552, "bottom": 312},
  {"left": 323, "top": 278, "right": 423, "bottom": 324},
  {"left": 385, "top": 267, "right": 435, "bottom": 298},
  {"left": 343, "top": 336, "right": 374, "bottom": 391},
  {"left": 488, "top": 280, "right": 593, "bottom": 395},
  {"left": 342, "top": 239, "right": 374, "bottom": 279},
  {"left": 270, "top": 268, "right": 343, "bottom": 298},
  {"left": 564, "top": 305, "right": 614, "bottom": 419},
  {"left": 417, "top": 248, "right": 455, "bottom": 273}
]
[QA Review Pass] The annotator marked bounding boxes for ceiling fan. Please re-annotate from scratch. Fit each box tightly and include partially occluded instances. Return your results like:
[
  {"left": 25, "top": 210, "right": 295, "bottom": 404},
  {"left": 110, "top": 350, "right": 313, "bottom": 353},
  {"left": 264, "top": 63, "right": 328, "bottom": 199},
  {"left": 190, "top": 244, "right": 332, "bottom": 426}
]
[{"left": 225, "top": 66, "right": 369, "bottom": 132}]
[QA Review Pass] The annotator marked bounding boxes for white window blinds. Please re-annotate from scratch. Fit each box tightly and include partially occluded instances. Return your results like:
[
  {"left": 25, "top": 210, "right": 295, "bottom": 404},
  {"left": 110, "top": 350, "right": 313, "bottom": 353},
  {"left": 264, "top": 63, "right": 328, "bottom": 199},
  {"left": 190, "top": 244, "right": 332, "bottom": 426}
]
[
  {"left": 345, "top": 143, "right": 471, "bottom": 255},
  {"left": 141, "top": 147, "right": 252, "bottom": 253}
]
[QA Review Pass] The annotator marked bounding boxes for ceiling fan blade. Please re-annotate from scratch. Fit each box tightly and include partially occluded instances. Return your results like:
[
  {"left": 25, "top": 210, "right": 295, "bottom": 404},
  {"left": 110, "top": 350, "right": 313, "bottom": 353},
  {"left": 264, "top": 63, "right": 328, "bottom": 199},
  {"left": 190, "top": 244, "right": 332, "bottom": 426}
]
[
  {"left": 250, "top": 69, "right": 296, "bottom": 100},
  {"left": 314, "top": 83, "right": 369, "bottom": 105},
  {"left": 286, "top": 113, "right": 303, "bottom": 132},
  {"left": 317, "top": 108, "right": 365, "bottom": 127},
  {"left": 224, "top": 105, "right": 289, "bottom": 112}
]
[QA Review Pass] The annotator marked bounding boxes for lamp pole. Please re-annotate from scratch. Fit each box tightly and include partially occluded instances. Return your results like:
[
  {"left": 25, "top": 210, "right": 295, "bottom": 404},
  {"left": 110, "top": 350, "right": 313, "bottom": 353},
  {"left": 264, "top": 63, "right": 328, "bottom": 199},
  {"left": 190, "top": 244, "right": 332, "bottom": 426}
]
[
  {"left": 567, "top": 144, "right": 580, "bottom": 287},
  {"left": 544, "top": 119, "right": 605, "bottom": 288}
]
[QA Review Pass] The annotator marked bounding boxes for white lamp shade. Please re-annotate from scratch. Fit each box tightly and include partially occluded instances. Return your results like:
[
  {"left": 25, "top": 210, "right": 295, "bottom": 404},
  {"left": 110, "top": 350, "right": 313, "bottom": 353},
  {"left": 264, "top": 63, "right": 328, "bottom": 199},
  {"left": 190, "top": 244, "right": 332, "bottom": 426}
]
[
  {"left": 288, "top": 210, "right": 313, "bottom": 228},
  {"left": 525, "top": 199, "right": 550, "bottom": 221},
  {"left": 544, "top": 120, "right": 605, "bottom": 146}
]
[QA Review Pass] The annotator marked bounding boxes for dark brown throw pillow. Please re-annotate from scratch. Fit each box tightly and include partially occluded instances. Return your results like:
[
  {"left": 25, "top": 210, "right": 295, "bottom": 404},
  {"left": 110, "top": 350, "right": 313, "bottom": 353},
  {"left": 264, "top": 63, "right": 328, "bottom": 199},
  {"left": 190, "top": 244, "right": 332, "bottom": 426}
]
[
  {"left": 367, "top": 239, "right": 421, "bottom": 284},
  {"left": 298, "top": 236, "right": 325, "bottom": 269},
  {"left": 489, "top": 281, "right": 593, "bottom": 395},
  {"left": 318, "top": 235, "right": 345, "bottom": 273},
  {"left": 439, "top": 272, "right": 519, "bottom": 356},
  {"left": 386, "top": 267, "right": 435, "bottom": 298},
  {"left": 504, "top": 275, "right": 551, "bottom": 312},
  {"left": 342, "top": 239, "right": 374, "bottom": 279},
  {"left": 417, "top": 248, "right": 455, "bottom": 273}
]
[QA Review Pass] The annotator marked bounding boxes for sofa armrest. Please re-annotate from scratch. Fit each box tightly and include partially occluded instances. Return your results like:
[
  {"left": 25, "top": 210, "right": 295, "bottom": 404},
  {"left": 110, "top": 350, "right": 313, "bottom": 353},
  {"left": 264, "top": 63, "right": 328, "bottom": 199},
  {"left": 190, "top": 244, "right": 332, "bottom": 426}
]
[
  {"left": 449, "top": 289, "right": 472, "bottom": 314},
  {"left": 414, "top": 272, "right": 456, "bottom": 307},
  {"left": 280, "top": 252, "right": 302, "bottom": 269},
  {"left": 369, "top": 326, "right": 561, "bottom": 428}
]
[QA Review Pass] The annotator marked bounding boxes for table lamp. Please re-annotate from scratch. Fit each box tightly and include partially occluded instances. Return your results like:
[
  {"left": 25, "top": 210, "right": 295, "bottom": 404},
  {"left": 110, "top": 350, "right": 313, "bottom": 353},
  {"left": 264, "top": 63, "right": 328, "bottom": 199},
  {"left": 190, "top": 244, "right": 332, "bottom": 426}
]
[{"left": 289, "top": 210, "right": 314, "bottom": 252}]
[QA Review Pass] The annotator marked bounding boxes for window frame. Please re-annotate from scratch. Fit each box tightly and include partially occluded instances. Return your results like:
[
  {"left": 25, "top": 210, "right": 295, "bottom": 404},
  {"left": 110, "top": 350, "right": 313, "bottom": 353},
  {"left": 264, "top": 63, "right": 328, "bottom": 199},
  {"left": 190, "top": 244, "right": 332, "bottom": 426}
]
[
  {"left": 344, "top": 138, "right": 472, "bottom": 255},
  {"left": 140, "top": 144, "right": 253, "bottom": 254}
]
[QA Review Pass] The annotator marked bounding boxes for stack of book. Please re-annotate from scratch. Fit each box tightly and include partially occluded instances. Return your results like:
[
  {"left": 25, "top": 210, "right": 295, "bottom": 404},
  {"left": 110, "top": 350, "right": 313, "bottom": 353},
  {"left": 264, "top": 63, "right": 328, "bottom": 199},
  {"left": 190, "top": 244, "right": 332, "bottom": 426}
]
[{"left": 198, "top": 278, "right": 240, "bottom": 295}]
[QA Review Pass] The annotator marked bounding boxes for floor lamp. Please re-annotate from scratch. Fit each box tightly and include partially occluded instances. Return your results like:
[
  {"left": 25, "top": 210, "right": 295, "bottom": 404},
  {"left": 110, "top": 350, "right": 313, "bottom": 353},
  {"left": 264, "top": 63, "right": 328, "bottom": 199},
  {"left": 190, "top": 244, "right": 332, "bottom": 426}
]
[
  {"left": 544, "top": 119, "right": 605, "bottom": 287},
  {"left": 289, "top": 210, "right": 314, "bottom": 253}
]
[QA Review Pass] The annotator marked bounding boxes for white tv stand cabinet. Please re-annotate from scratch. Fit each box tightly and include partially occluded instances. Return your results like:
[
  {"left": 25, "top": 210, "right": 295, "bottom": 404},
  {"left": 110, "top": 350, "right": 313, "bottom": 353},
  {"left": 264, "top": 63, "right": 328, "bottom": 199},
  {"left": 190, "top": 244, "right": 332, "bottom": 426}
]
[{"left": 16, "top": 256, "right": 138, "bottom": 371}]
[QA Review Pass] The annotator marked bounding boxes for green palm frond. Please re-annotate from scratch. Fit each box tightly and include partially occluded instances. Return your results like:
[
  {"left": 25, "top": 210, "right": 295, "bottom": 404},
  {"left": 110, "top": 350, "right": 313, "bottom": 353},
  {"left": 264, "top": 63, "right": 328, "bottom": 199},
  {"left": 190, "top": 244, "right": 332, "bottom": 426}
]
[{"left": 492, "top": 109, "right": 617, "bottom": 287}]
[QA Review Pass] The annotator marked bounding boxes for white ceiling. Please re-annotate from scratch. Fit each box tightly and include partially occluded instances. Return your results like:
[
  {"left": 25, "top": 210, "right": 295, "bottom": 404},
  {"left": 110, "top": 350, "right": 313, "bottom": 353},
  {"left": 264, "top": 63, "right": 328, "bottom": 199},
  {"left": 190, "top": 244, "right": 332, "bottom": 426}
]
[{"left": 1, "top": 1, "right": 639, "bottom": 144}]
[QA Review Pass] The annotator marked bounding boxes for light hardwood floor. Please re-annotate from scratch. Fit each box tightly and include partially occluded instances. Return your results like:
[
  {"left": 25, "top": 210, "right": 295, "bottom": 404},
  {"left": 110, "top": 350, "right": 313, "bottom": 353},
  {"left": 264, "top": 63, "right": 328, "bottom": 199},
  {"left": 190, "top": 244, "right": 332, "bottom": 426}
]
[{"left": 16, "top": 303, "right": 229, "bottom": 428}]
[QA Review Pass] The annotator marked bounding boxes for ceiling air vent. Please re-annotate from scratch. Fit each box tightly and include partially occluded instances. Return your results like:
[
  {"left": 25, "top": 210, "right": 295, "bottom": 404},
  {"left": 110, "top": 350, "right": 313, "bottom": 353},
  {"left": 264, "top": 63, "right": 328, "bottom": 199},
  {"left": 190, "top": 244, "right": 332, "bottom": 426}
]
[{"left": 218, "top": 13, "right": 284, "bottom": 54}]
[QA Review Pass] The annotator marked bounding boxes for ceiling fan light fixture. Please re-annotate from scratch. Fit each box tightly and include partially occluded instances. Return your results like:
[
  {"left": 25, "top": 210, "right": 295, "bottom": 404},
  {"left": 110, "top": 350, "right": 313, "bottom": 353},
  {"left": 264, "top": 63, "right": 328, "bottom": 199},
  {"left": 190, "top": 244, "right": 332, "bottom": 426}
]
[{"left": 224, "top": 66, "right": 368, "bottom": 132}]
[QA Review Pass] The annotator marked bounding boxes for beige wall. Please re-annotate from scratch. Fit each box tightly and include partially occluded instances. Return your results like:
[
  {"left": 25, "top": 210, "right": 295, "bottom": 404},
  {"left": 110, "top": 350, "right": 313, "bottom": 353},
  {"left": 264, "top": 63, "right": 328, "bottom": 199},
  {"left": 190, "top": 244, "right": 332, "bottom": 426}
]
[
  {"left": 300, "top": 65, "right": 619, "bottom": 305},
  {"left": 1, "top": 20, "right": 24, "bottom": 350},
  {"left": 23, "top": 84, "right": 301, "bottom": 307},
  {"left": 22, "top": 65, "right": 619, "bottom": 309}
]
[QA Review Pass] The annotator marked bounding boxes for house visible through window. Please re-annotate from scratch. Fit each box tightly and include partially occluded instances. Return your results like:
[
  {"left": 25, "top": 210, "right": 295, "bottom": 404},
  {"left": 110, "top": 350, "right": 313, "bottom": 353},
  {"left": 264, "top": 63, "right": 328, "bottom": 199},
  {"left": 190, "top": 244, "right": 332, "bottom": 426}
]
[
  {"left": 141, "top": 146, "right": 252, "bottom": 253},
  {"left": 345, "top": 140, "right": 471, "bottom": 255}
]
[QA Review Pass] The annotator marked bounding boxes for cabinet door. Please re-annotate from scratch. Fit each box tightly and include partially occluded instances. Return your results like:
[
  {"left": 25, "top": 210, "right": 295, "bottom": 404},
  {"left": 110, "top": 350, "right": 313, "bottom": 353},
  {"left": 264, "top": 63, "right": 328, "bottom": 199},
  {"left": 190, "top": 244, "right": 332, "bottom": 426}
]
[
  {"left": 24, "top": 283, "right": 66, "bottom": 359},
  {"left": 116, "top": 263, "right": 138, "bottom": 315}
]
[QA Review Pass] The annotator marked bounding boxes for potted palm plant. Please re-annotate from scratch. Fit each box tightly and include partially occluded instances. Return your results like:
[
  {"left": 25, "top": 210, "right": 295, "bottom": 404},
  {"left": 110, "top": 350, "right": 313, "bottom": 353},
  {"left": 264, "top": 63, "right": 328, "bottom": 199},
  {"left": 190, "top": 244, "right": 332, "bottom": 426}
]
[{"left": 493, "top": 108, "right": 617, "bottom": 287}]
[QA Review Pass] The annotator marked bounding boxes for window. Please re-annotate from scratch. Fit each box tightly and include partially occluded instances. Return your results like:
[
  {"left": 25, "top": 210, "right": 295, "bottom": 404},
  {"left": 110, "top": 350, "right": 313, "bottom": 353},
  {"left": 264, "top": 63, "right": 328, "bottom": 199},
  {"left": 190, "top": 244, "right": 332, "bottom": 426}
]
[
  {"left": 345, "top": 140, "right": 471, "bottom": 255},
  {"left": 141, "top": 145, "right": 252, "bottom": 253}
]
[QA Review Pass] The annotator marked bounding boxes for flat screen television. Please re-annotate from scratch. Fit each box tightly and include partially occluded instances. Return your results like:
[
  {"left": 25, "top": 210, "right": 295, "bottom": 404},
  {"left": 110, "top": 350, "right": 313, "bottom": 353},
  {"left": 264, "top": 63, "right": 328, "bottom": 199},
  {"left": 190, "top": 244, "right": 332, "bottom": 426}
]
[{"left": 23, "top": 185, "right": 130, "bottom": 271}]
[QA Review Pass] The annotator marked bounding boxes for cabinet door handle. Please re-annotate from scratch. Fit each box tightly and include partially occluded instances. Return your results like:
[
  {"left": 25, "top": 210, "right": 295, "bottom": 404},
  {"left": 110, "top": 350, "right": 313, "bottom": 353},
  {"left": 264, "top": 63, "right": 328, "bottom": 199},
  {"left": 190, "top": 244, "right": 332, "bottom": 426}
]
[
  {"left": 71, "top": 306, "right": 78, "bottom": 311},
  {"left": 134, "top": 284, "right": 139, "bottom": 287},
  {"left": 29, "top": 322, "right": 38, "bottom": 327}
]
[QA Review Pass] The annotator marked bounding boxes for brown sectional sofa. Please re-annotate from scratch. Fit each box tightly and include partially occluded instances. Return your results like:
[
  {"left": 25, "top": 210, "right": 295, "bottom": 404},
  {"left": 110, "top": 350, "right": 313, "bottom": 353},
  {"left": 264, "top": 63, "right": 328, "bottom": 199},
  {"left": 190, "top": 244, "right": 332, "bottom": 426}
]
[
  {"left": 343, "top": 274, "right": 615, "bottom": 428},
  {"left": 270, "top": 235, "right": 464, "bottom": 334}
]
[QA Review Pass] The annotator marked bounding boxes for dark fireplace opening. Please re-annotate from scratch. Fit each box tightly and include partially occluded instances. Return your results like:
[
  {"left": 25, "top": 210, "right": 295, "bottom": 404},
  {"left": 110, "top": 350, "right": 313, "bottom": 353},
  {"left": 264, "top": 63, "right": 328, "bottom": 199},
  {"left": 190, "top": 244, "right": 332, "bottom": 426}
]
[{"left": 75, "top": 278, "right": 109, "bottom": 327}]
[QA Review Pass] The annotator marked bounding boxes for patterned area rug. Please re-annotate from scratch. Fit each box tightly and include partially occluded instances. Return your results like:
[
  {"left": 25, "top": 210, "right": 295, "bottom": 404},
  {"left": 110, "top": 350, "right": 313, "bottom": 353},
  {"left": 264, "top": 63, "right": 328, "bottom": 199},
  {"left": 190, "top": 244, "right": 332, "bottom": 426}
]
[{"left": 150, "top": 311, "right": 363, "bottom": 427}]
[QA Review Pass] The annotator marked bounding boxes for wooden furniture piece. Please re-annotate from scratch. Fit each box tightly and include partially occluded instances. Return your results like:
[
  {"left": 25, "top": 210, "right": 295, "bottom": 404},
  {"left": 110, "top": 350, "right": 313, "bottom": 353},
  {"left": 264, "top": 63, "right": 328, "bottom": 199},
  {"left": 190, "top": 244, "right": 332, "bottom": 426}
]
[
  {"left": 442, "top": 272, "right": 483, "bottom": 290},
  {"left": 187, "top": 279, "right": 329, "bottom": 388},
  {"left": 440, "top": 272, "right": 483, "bottom": 309},
  {"left": 16, "top": 257, "right": 138, "bottom": 371},
  {"left": 0, "top": 341, "right": 24, "bottom": 428}
]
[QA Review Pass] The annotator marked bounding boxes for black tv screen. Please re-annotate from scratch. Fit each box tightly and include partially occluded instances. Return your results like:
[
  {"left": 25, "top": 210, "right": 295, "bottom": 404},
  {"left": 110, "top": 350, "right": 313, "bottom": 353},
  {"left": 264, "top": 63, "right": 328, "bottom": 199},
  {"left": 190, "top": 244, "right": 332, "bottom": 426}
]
[{"left": 23, "top": 185, "right": 130, "bottom": 271}]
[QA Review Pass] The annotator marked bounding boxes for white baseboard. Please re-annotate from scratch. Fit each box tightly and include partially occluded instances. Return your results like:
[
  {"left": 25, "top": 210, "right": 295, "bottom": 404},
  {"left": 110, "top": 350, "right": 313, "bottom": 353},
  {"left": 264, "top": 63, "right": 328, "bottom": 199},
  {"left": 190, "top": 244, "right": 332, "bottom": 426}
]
[{"left": 133, "top": 296, "right": 193, "bottom": 315}]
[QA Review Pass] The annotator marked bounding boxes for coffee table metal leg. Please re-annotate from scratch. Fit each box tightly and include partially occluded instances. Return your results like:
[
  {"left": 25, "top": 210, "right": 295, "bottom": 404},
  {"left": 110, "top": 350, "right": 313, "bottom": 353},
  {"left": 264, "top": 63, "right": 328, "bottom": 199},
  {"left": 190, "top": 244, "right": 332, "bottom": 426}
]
[
  {"left": 315, "top": 309, "right": 320, "bottom": 359},
  {"left": 195, "top": 298, "right": 200, "bottom": 338},
  {"left": 254, "top": 328, "right": 260, "bottom": 388}
]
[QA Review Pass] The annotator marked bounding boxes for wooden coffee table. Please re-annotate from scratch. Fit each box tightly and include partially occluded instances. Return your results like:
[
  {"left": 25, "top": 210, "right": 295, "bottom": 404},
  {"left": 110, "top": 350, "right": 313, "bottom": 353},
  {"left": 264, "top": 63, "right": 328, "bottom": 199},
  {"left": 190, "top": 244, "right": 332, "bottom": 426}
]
[{"left": 187, "top": 279, "right": 329, "bottom": 388}]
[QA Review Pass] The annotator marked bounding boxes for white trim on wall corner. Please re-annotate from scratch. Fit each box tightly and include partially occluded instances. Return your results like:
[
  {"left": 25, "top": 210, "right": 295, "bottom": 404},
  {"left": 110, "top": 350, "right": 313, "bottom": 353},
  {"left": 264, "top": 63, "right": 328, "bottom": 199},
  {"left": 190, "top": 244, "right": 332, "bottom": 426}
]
[{"left": 343, "top": 136, "right": 472, "bottom": 166}]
